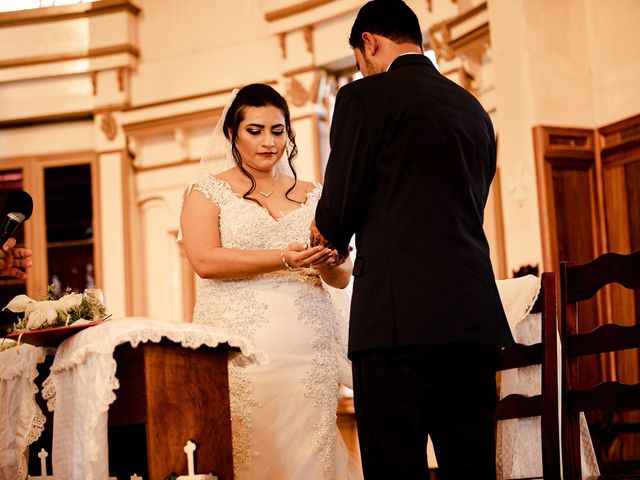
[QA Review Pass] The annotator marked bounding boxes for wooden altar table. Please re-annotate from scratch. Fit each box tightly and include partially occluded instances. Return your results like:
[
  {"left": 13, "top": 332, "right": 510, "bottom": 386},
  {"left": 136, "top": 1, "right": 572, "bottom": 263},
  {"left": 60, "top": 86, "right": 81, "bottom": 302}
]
[{"left": 108, "top": 340, "right": 235, "bottom": 479}]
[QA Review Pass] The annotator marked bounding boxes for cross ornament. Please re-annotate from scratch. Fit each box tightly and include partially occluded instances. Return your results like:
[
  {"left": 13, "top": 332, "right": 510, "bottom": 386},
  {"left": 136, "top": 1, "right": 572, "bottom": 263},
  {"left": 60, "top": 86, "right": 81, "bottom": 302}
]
[
  {"left": 27, "top": 448, "right": 54, "bottom": 479},
  {"left": 184, "top": 440, "right": 196, "bottom": 476},
  {"left": 176, "top": 440, "right": 218, "bottom": 480},
  {"left": 38, "top": 448, "right": 48, "bottom": 477}
]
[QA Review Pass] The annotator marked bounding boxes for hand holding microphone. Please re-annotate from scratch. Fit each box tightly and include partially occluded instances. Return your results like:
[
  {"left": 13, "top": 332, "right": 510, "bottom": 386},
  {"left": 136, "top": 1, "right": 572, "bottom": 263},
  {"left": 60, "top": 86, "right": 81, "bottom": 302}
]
[{"left": 0, "top": 190, "right": 33, "bottom": 280}]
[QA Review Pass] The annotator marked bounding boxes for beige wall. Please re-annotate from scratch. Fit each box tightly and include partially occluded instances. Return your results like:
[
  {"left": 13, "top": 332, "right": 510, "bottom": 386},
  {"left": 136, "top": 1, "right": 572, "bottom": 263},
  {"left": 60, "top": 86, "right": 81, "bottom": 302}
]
[
  {"left": 587, "top": 0, "right": 640, "bottom": 125},
  {"left": 131, "top": 0, "right": 280, "bottom": 105},
  {"left": 489, "top": 0, "right": 640, "bottom": 274}
]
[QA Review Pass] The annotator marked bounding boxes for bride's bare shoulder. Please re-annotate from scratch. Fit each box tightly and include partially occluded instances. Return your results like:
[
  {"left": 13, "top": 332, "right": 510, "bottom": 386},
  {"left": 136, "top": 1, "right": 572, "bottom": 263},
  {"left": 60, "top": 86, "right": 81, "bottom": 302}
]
[
  {"left": 214, "top": 168, "right": 237, "bottom": 183},
  {"left": 284, "top": 176, "right": 317, "bottom": 194}
]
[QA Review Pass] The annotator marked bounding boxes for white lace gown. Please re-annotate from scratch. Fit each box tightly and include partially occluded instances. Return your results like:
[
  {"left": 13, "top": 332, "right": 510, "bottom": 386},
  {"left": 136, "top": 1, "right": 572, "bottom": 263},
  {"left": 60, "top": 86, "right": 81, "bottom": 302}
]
[{"left": 189, "top": 174, "right": 362, "bottom": 480}]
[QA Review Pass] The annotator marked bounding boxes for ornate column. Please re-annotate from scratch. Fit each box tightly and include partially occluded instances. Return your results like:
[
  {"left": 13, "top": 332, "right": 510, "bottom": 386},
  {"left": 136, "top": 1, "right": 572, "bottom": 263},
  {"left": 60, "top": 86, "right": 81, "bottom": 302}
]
[{"left": 91, "top": 2, "right": 140, "bottom": 317}]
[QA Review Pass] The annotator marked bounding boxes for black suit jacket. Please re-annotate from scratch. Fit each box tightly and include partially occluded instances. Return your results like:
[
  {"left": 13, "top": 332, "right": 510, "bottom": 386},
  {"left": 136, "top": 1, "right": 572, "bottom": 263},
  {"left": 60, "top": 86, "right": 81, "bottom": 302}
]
[{"left": 316, "top": 54, "right": 514, "bottom": 354}]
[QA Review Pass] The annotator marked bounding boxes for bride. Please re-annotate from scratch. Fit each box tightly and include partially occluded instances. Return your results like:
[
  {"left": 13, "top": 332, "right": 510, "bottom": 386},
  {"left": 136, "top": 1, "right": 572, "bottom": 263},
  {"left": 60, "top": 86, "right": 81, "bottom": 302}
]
[{"left": 180, "top": 83, "right": 362, "bottom": 479}]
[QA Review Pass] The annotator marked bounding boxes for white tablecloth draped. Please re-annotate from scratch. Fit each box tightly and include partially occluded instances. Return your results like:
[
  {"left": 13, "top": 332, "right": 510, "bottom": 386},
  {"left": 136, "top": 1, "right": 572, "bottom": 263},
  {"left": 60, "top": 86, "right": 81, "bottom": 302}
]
[
  {"left": 495, "top": 276, "right": 600, "bottom": 479},
  {"left": 42, "top": 317, "right": 266, "bottom": 480},
  {"left": 0, "top": 342, "right": 51, "bottom": 480},
  {"left": 428, "top": 275, "right": 542, "bottom": 470}
]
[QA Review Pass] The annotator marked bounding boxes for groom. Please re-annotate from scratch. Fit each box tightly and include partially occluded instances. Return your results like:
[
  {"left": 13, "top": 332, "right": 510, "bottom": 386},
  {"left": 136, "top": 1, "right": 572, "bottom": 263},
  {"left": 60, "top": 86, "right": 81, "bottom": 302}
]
[{"left": 311, "top": 1, "right": 513, "bottom": 478}]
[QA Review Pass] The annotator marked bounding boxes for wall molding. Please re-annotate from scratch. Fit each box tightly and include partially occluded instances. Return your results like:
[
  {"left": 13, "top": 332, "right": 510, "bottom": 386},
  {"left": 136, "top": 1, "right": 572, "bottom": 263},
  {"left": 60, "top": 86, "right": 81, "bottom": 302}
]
[
  {"left": 265, "top": 0, "right": 333, "bottom": 22},
  {"left": 599, "top": 113, "right": 640, "bottom": 160},
  {"left": 0, "top": 45, "right": 139, "bottom": 70},
  {"left": 124, "top": 80, "right": 278, "bottom": 112},
  {"left": 0, "top": 111, "right": 93, "bottom": 130},
  {"left": 0, "top": 0, "right": 140, "bottom": 27}
]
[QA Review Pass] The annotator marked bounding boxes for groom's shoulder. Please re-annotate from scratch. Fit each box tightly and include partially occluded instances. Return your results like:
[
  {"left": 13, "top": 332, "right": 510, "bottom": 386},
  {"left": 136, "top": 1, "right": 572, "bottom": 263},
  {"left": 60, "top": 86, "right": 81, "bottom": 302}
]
[
  {"left": 336, "top": 73, "right": 389, "bottom": 105},
  {"left": 343, "top": 71, "right": 390, "bottom": 92}
]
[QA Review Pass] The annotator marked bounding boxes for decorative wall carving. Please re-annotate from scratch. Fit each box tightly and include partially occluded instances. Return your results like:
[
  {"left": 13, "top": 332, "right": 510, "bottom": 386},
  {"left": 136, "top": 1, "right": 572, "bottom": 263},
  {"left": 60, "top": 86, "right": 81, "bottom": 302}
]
[
  {"left": 303, "top": 25, "right": 314, "bottom": 55},
  {"left": 278, "top": 32, "right": 287, "bottom": 59},
  {"left": 287, "top": 77, "right": 309, "bottom": 107},
  {"left": 118, "top": 67, "right": 126, "bottom": 92},
  {"left": 91, "top": 71, "right": 98, "bottom": 95},
  {"left": 426, "top": 2, "right": 490, "bottom": 96},
  {"left": 505, "top": 162, "right": 530, "bottom": 208},
  {"left": 100, "top": 111, "right": 118, "bottom": 141}
]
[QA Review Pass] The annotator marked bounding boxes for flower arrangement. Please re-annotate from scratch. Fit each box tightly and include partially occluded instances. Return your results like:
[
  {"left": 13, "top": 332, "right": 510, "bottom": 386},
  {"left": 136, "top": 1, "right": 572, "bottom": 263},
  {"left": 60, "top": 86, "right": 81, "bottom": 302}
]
[{"left": 3, "top": 286, "right": 109, "bottom": 333}]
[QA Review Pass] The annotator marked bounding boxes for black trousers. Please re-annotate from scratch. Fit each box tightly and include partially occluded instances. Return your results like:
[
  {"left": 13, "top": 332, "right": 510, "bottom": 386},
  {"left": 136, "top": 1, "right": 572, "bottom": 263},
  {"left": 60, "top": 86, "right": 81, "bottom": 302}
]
[{"left": 351, "top": 344, "right": 500, "bottom": 480}]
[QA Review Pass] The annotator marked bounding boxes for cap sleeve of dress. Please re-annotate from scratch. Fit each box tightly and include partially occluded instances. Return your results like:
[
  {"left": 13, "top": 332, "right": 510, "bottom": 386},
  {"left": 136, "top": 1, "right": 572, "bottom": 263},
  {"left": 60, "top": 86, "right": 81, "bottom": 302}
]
[{"left": 185, "top": 174, "right": 235, "bottom": 208}]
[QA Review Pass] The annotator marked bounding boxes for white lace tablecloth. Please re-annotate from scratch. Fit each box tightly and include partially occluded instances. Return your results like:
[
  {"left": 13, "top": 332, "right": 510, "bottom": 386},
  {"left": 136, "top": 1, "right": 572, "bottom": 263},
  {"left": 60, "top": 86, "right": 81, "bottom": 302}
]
[
  {"left": 495, "top": 276, "right": 600, "bottom": 479},
  {"left": 428, "top": 275, "right": 544, "bottom": 470},
  {"left": 41, "top": 316, "right": 266, "bottom": 480},
  {"left": 0, "top": 342, "right": 51, "bottom": 480}
]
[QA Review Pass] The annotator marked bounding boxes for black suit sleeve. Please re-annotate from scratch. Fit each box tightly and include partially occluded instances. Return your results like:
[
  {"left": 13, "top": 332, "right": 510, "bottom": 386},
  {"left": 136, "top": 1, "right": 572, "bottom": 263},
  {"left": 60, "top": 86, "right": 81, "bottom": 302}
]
[{"left": 315, "top": 86, "right": 376, "bottom": 253}]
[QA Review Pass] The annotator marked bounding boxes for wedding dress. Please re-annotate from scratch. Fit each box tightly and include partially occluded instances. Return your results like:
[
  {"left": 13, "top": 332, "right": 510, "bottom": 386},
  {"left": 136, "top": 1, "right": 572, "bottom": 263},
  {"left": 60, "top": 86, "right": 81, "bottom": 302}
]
[{"left": 188, "top": 173, "right": 362, "bottom": 480}]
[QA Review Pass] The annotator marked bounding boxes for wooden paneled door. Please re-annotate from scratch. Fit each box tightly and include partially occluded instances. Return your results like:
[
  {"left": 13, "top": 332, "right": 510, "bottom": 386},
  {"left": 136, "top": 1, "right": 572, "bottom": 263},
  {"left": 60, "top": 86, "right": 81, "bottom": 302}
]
[
  {"left": 534, "top": 113, "right": 640, "bottom": 471},
  {"left": 0, "top": 152, "right": 101, "bottom": 332}
]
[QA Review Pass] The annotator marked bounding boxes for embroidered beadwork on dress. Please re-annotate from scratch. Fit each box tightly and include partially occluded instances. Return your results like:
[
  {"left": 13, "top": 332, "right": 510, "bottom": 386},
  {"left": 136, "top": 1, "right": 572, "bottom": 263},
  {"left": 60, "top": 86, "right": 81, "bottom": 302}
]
[
  {"left": 228, "top": 363, "right": 262, "bottom": 471},
  {"left": 188, "top": 174, "right": 322, "bottom": 251},
  {"left": 192, "top": 280, "right": 268, "bottom": 471},
  {"left": 296, "top": 284, "right": 340, "bottom": 476}
]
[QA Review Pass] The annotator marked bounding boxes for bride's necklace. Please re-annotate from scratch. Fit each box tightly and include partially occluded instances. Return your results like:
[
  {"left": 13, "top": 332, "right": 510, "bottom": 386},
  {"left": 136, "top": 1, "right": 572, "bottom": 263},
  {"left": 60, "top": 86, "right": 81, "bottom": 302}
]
[{"left": 258, "top": 172, "right": 278, "bottom": 198}]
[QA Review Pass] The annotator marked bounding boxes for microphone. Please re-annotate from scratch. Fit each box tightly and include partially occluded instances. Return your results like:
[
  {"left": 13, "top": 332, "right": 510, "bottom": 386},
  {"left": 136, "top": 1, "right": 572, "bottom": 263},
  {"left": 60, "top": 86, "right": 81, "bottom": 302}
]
[{"left": 0, "top": 190, "right": 33, "bottom": 248}]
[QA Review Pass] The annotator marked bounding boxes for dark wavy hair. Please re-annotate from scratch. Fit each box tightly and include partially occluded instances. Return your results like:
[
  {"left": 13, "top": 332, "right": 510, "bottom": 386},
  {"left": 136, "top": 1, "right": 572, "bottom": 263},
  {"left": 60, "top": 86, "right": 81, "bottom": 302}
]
[
  {"left": 223, "top": 83, "right": 299, "bottom": 205},
  {"left": 349, "top": 0, "right": 423, "bottom": 51}
]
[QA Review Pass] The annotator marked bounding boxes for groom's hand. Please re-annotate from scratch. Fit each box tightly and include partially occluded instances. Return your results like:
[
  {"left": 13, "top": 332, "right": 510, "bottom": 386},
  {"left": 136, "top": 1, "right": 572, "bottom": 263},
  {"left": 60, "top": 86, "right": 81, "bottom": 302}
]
[
  {"left": 309, "top": 219, "right": 329, "bottom": 249},
  {"left": 309, "top": 220, "right": 350, "bottom": 267}
]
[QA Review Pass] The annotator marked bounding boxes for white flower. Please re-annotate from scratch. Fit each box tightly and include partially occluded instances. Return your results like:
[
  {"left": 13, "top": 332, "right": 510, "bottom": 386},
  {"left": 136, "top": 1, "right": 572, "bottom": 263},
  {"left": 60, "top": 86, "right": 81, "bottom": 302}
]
[
  {"left": 24, "top": 301, "right": 59, "bottom": 329},
  {"left": 26, "top": 309, "right": 48, "bottom": 330},
  {"left": 42, "top": 306, "right": 59, "bottom": 324},
  {"left": 58, "top": 294, "right": 83, "bottom": 311},
  {"left": 24, "top": 302, "right": 39, "bottom": 318},
  {"left": 70, "top": 319, "right": 91, "bottom": 326},
  {"left": 3, "top": 294, "right": 34, "bottom": 313}
]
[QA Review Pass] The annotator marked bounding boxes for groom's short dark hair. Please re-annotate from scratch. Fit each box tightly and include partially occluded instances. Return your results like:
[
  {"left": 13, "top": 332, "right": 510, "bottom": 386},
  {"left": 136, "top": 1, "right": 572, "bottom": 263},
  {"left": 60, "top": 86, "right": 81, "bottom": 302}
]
[{"left": 349, "top": 0, "right": 423, "bottom": 51}]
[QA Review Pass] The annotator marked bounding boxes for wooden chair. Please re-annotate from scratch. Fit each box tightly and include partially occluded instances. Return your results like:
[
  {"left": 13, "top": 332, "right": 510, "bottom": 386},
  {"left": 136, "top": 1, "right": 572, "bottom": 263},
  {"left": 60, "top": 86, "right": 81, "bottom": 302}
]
[
  {"left": 560, "top": 250, "right": 640, "bottom": 479},
  {"left": 494, "top": 272, "right": 562, "bottom": 479}
]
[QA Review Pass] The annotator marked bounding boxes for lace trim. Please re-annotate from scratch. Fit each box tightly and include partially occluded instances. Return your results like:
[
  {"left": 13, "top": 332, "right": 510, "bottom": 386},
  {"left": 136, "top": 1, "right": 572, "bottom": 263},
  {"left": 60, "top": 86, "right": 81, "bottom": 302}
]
[
  {"left": 0, "top": 345, "right": 51, "bottom": 479},
  {"left": 22, "top": 353, "right": 48, "bottom": 480},
  {"left": 296, "top": 283, "right": 339, "bottom": 477},
  {"left": 42, "top": 376, "right": 56, "bottom": 412},
  {"left": 48, "top": 322, "right": 267, "bottom": 374},
  {"left": 189, "top": 174, "right": 322, "bottom": 252},
  {"left": 496, "top": 275, "right": 541, "bottom": 332},
  {"left": 192, "top": 284, "right": 268, "bottom": 472},
  {"left": 519, "top": 280, "right": 541, "bottom": 323},
  {"left": 580, "top": 414, "right": 601, "bottom": 477},
  {"left": 228, "top": 364, "right": 262, "bottom": 471},
  {"left": 188, "top": 173, "right": 236, "bottom": 208}
]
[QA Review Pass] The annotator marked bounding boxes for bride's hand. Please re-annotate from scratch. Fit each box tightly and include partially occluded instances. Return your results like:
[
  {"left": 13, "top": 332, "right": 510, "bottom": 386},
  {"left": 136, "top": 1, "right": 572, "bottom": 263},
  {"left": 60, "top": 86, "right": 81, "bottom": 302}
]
[
  {"left": 283, "top": 243, "right": 333, "bottom": 269},
  {"left": 313, "top": 249, "right": 340, "bottom": 270}
]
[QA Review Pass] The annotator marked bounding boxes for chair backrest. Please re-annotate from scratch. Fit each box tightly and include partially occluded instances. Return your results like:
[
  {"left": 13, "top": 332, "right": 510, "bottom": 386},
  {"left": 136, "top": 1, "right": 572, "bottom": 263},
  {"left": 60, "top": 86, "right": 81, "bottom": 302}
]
[
  {"left": 560, "top": 250, "right": 640, "bottom": 479},
  {"left": 494, "top": 272, "right": 561, "bottom": 479}
]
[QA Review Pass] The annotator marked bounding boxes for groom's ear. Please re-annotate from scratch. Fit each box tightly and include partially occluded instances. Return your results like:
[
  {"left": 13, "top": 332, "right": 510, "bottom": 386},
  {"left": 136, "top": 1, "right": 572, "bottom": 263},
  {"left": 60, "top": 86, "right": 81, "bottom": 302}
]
[{"left": 361, "top": 32, "right": 378, "bottom": 56}]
